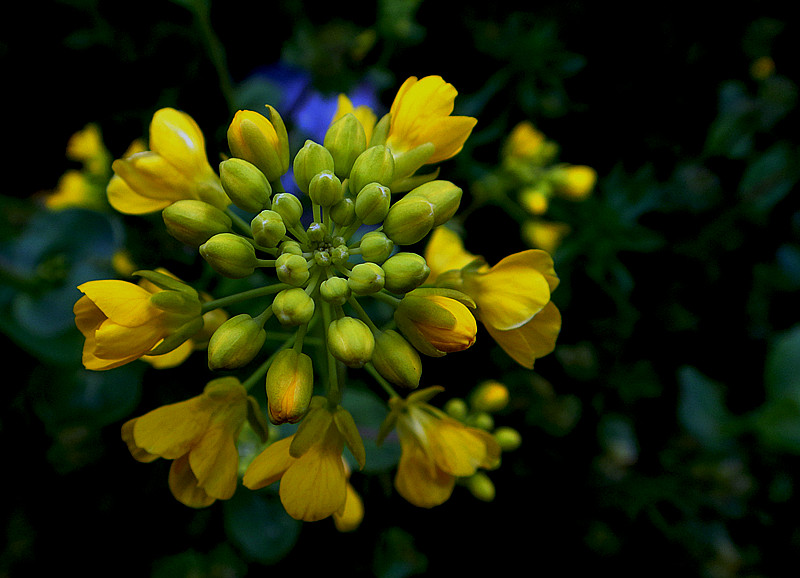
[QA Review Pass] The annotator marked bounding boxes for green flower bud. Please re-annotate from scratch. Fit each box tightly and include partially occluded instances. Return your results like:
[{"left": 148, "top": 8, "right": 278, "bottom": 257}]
[
  {"left": 324, "top": 113, "right": 367, "bottom": 179},
  {"left": 444, "top": 397, "right": 469, "bottom": 420},
  {"left": 275, "top": 253, "right": 310, "bottom": 286},
  {"left": 381, "top": 252, "right": 430, "bottom": 294},
  {"left": 207, "top": 313, "right": 266, "bottom": 370},
  {"left": 371, "top": 329, "right": 422, "bottom": 389},
  {"left": 199, "top": 233, "right": 258, "bottom": 279},
  {"left": 272, "top": 287, "right": 316, "bottom": 326},
  {"left": 359, "top": 231, "right": 394, "bottom": 264},
  {"left": 382, "top": 196, "right": 435, "bottom": 245},
  {"left": 330, "top": 244, "right": 350, "bottom": 265},
  {"left": 470, "top": 380, "right": 510, "bottom": 413},
  {"left": 327, "top": 316, "right": 375, "bottom": 368},
  {"left": 494, "top": 426, "right": 522, "bottom": 452},
  {"left": 355, "top": 182, "right": 391, "bottom": 225},
  {"left": 293, "top": 140, "right": 335, "bottom": 193},
  {"left": 467, "top": 411, "right": 495, "bottom": 431},
  {"left": 219, "top": 157, "right": 272, "bottom": 213},
  {"left": 279, "top": 239, "right": 303, "bottom": 256},
  {"left": 349, "top": 145, "right": 395, "bottom": 195},
  {"left": 162, "top": 199, "right": 233, "bottom": 247},
  {"left": 466, "top": 472, "right": 496, "bottom": 502},
  {"left": 314, "top": 250, "right": 331, "bottom": 267},
  {"left": 149, "top": 289, "right": 202, "bottom": 320},
  {"left": 271, "top": 193, "right": 304, "bottom": 226},
  {"left": 405, "top": 180, "right": 462, "bottom": 227},
  {"left": 250, "top": 209, "right": 287, "bottom": 248},
  {"left": 266, "top": 349, "right": 314, "bottom": 424},
  {"left": 348, "top": 262, "right": 385, "bottom": 295},
  {"left": 329, "top": 196, "right": 356, "bottom": 226},
  {"left": 319, "top": 276, "right": 351, "bottom": 306},
  {"left": 308, "top": 170, "right": 344, "bottom": 207},
  {"left": 306, "top": 222, "right": 328, "bottom": 244},
  {"left": 392, "top": 142, "right": 435, "bottom": 183}
]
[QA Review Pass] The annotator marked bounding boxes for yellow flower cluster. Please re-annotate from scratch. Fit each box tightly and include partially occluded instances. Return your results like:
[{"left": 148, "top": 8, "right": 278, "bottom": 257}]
[{"left": 72, "top": 75, "right": 562, "bottom": 527}]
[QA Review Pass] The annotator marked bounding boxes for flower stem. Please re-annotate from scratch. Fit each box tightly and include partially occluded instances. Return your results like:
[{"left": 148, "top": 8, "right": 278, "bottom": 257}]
[{"left": 201, "top": 283, "right": 291, "bottom": 313}]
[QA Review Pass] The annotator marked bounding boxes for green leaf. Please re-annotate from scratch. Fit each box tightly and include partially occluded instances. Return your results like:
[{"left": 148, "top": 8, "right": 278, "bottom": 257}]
[{"left": 677, "top": 366, "right": 734, "bottom": 450}]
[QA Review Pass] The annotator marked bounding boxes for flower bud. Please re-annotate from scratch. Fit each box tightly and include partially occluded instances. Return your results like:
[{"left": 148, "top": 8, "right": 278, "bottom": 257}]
[
  {"left": 319, "top": 276, "right": 351, "bottom": 306},
  {"left": 394, "top": 288, "right": 477, "bottom": 356},
  {"left": 227, "top": 107, "right": 289, "bottom": 182},
  {"left": 493, "top": 426, "right": 522, "bottom": 452},
  {"left": 306, "top": 222, "right": 328, "bottom": 244},
  {"left": 199, "top": 233, "right": 258, "bottom": 279},
  {"left": 279, "top": 239, "right": 303, "bottom": 256},
  {"left": 275, "top": 253, "right": 310, "bottom": 286},
  {"left": 382, "top": 196, "right": 435, "bottom": 245},
  {"left": 266, "top": 349, "right": 314, "bottom": 424},
  {"left": 466, "top": 472, "right": 496, "bottom": 502},
  {"left": 324, "top": 113, "right": 367, "bottom": 179},
  {"left": 272, "top": 287, "right": 315, "bottom": 326},
  {"left": 347, "top": 262, "right": 385, "bottom": 295},
  {"left": 358, "top": 231, "right": 394, "bottom": 264},
  {"left": 329, "top": 196, "right": 356, "bottom": 226},
  {"left": 355, "top": 182, "right": 391, "bottom": 225},
  {"left": 308, "top": 170, "right": 344, "bottom": 207},
  {"left": 250, "top": 209, "right": 287, "bottom": 248},
  {"left": 327, "top": 317, "right": 375, "bottom": 368},
  {"left": 470, "top": 380, "right": 510, "bottom": 413},
  {"left": 293, "top": 140, "right": 335, "bottom": 193},
  {"left": 349, "top": 145, "right": 395, "bottom": 195},
  {"left": 219, "top": 157, "right": 272, "bottom": 213},
  {"left": 381, "top": 252, "right": 430, "bottom": 294},
  {"left": 550, "top": 164, "right": 597, "bottom": 200},
  {"left": 404, "top": 180, "right": 462, "bottom": 227},
  {"left": 371, "top": 329, "right": 422, "bottom": 389},
  {"left": 271, "top": 193, "right": 304, "bottom": 227},
  {"left": 207, "top": 313, "right": 266, "bottom": 370},
  {"left": 162, "top": 199, "right": 233, "bottom": 247},
  {"left": 444, "top": 397, "right": 469, "bottom": 420}
]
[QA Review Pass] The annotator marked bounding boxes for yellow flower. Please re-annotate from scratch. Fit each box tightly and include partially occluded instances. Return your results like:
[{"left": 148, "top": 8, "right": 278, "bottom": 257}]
[
  {"left": 44, "top": 170, "right": 104, "bottom": 211},
  {"left": 244, "top": 398, "right": 365, "bottom": 522},
  {"left": 332, "top": 94, "right": 378, "bottom": 144},
  {"left": 385, "top": 76, "right": 477, "bottom": 164},
  {"left": 394, "top": 288, "right": 478, "bottom": 357},
  {"left": 333, "top": 463, "right": 365, "bottom": 532},
  {"left": 66, "top": 123, "right": 111, "bottom": 176},
  {"left": 425, "top": 227, "right": 561, "bottom": 368},
  {"left": 121, "top": 377, "right": 251, "bottom": 508},
  {"left": 73, "top": 271, "right": 203, "bottom": 370},
  {"left": 550, "top": 164, "right": 596, "bottom": 201},
  {"left": 379, "top": 386, "right": 500, "bottom": 508},
  {"left": 522, "top": 219, "right": 571, "bottom": 254},
  {"left": 107, "top": 108, "right": 229, "bottom": 215},
  {"left": 503, "top": 120, "right": 547, "bottom": 160}
]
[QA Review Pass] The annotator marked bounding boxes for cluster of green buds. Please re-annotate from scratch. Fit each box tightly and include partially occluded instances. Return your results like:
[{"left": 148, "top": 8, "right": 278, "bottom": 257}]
[{"left": 161, "top": 105, "right": 471, "bottom": 427}]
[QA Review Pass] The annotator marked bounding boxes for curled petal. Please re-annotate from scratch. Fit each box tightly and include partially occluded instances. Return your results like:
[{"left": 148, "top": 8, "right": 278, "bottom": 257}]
[{"left": 484, "top": 301, "right": 562, "bottom": 369}]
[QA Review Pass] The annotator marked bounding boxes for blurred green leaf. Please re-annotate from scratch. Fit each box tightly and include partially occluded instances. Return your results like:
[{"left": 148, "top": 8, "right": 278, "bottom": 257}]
[
  {"left": 738, "top": 142, "right": 800, "bottom": 219},
  {"left": 372, "top": 527, "right": 428, "bottom": 578},
  {"left": 223, "top": 489, "right": 302, "bottom": 566},
  {"left": 342, "top": 384, "right": 400, "bottom": 473},
  {"left": 677, "top": 366, "right": 735, "bottom": 451}
]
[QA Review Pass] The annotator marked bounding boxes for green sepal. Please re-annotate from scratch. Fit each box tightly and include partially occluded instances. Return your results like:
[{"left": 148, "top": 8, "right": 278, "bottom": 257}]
[
  {"left": 132, "top": 269, "right": 198, "bottom": 297},
  {"left": 333, "top": 406, "right": 366, "bottom": 470},
  {"left": 246, "top": 395, "right": 271, "bottom": 444},
  {"left": 146, "top": 316, "right": 204, "bottom": 356}
]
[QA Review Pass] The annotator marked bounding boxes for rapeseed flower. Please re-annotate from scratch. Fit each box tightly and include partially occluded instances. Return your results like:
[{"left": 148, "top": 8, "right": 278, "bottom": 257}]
[
  {"left": 378, "top": 386, "right": 500, "bottom": 508},
  {"left": 425, "top": 226, "right": 561, "bottom": 368},
  {"left": 121, "top": 377, "right": 252, "bottom": 507}
]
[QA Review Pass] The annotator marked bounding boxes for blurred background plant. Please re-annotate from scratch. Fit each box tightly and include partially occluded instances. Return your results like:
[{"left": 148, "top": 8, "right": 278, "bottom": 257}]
[{"left": 2, "top": 1, "right": 799, "bottom": 576}]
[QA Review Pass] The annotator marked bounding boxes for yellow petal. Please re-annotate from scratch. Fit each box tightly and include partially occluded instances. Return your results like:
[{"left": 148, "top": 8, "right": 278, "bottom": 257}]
[
  {"left": 242, "top": 435, "right": 295, "bottom": 490},
  {"left": 77, "top": 280, "right": 157, "bottom": 326},
  {"left": 427, "top": 418, "right": 498, "bottom": 478},
  {"left": 149, "top": 108, "right": 210, "bottom": 177},
  {"left": 464, "top": 250, "right": 553, "bottom": 331},
  {"left": 132, "top": 398, "right": 209, "bottom": 460},
  {"left": 142, "top": 339, "right": 195, "bottom": 369},
  {"left": 168, "top": 454, "right": 216, "bottom": 508},
  {"left": 333, "top": 483, "right": 364, "bottom": 532},
  {"left": 189, "top": 426, "right": 240, "bottom": 500},
  {"left": 484, "top": 301, "right": 562, "bottom": 369},
  {"left": 93, "top": 318, "right": 163, "bottom": 360},
  {"left": 424, "top": 226, "right": 479, "bottom": 283},
  {"left": 394, "top": 441, "right": 454, "bottom": 508},
  {"left": 111, "top": 152, "right": 196, "bottom": 203},
  {"left": 120, "top": 418, "right": 159, "bottom": 463},
  {"left": 107, "top": 174, "right": 172, "bottom": 214}
]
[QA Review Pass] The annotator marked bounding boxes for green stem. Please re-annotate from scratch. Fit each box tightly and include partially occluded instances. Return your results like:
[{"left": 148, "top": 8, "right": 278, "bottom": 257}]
[
  {"left": 201, "top": 283, "right": 292, "bottom": 313},
  {"left": 347, "top": 295, "right": 380, "bottom": 334},
  {"left": 321, "top": 301, "right": 342, "bottom": 405},
  {"left": 226, "top": 208, "right": 253, "bottom": 235},
  {"left": 364, "top": 362, "right": 399, "bottom": 399},
  {"left": 371, "top": 290, "right": 402, "bottom": 308},
  {"left": 191, "top": 0, "right": 236, "bottom": 116},
  {"left": 240, "top": 332, "right": 296, "bottom": 392}
]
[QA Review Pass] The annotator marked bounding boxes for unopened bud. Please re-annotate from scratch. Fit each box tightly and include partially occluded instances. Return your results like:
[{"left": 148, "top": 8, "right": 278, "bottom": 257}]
[
  {"left": 271, "top": 193, "right": 304, "bottom": 227},
  {"left": 371, "top": 329, "right": 422, "bottom": 389},
  {"left": 266, "top": 349, "right": 314, "bottom": 424},
  {"left": 275, "top": 253, "right": 310, "bottom": 286},
  {"left": 199, "top": 233, "right": 258, "bottom": 279},
  {"left": 308, "top": 170, "right": 344, "bottom": 207},
  {"left": 494, "top": 426, "right": 522, "bottom": 452},
  {"left": 348, "top": 262, "right": 385, "bottom": 295},
  {"left": 272, "top": 287, "right": 315, "bottom": 326},
  {"left": 162, "top": 199, "right": 233, "bottom": 247},
  {"left": 405, "top": 180, "right": 462, "bottom": 227},
  {"left": 359, "top": 231, "right": 394, "bottom": 264},
  {"left": 381, "top": 252, "right": 430, "bottom": 294},
  {"left": 207, "top": 313, "right": 267, "bottom": 370},
  {"left": 466, "top": 472, "right": 496, "bottom": 502},
  {"left": 327, "top": 317, "right": 375, "bottom": 368},
  {"left": 227, "top": 107, "right": 290, "bottom": 182},
  {"left": 324, "top": 113, "right": 367, "bottom": 179},
  {"left": 355, "top": 182, "right": 391, "bottom": 225},
  {"left": 470, "top": 380, "right": 510, "bottom": 413},
  {"left": 329, "top": 196, "right": 356, "bottom": 226},
  {"left": 219, "top": 157, "right": 272, "bottom": 213},
  {"left": 382, "top": 196, "right": 435, "bottom": 245},
  {"left": 319, "top": 277, "right": 351, "bottom": 306},
  {"left": 250, "top": 209, "right": 287, "bottom": 248},
  {"left": 293, "top": 140, "right": 335, "bottom": 193},
  {"left": 349, "top": 145, "right": 395, "bottom": 195}
]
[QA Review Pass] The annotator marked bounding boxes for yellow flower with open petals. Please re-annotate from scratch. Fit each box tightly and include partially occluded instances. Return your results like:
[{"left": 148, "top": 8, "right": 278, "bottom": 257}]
[
  {"left": 73, "top": 271, "right": 203, "bottom": 370},
  {"left": 386, "top": 76, "right": 477, "bottom": 164},
  {"left": 379, "top": 386, "right": 500, "bottom": 508},
  {"left": 425, "top": 226, "right": 561, "bottom": 368},
  {"left": 121, "top": 377, "right": 251, "bottom": 507},
  {"left": 108, "top": 108, "right": 229, "bottom": 215}
]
